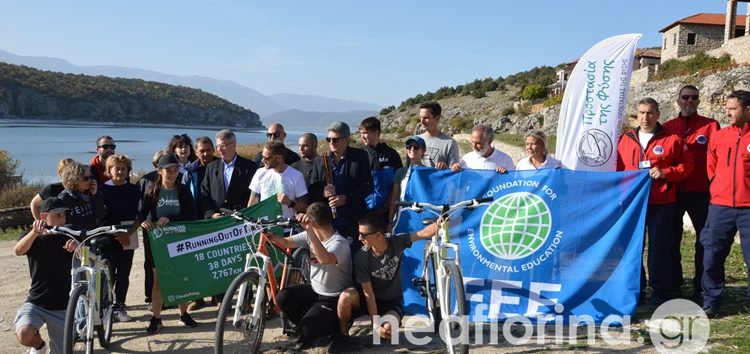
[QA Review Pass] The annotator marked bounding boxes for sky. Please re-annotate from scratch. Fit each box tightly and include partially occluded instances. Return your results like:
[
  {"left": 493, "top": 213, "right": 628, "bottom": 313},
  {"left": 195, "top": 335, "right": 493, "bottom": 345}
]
[{"left": 0, "top": 0, "right": 733, "bottom": 107}]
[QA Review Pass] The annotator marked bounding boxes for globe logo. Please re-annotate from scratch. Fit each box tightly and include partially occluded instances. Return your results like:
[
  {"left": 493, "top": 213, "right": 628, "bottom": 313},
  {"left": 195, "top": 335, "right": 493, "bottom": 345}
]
[{"left": 480, "top": 192, "right": 552, "bottom": 260}]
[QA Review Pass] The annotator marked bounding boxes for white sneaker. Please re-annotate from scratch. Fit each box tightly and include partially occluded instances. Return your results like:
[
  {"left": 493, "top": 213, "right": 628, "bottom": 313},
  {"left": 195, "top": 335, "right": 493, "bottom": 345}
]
[{"left": 114, "top": 304, "right": 133, "bottom": 322}]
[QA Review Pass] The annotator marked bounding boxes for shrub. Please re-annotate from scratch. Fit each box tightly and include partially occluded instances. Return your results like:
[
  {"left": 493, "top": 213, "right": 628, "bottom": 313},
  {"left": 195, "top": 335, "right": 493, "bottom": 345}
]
[
  {"left": 0, "top": 149, "right": 20, "bottom": 189},
  {"left": 655, "top": 52, "right": 735, "bottom": 80},
  {"left": 0, "top": 183, "right": 40, "bottom": 209},
  {"left": 543, "top": 95, "right": 563, "bottom": 107},
  {"left": 379, "top": 105, "right": 395, "bottom": 115},
  {"left": 501, "top": 106, "right": 515, "bottom": 116},
  {"left": 521, "top": 84, "right": 548, "bottom": 100}
]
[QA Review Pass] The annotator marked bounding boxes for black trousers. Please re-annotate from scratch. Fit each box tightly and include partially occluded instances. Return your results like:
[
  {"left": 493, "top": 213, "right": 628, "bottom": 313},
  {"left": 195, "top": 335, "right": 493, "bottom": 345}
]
[
  {"left": 106, "top": 244, "right": 135, "bottom": 304},
  {"left": 277, "top": 283, "right": 339, "bottom": 340},
  {"left": 143, "top": 230, "right": 154, "bottom": 301},
  {"left": 641, "top": 203, "right": 677, "bottom": 300},
  {"left": 672, "top": 191, "right": 709, "bottom": 291}
]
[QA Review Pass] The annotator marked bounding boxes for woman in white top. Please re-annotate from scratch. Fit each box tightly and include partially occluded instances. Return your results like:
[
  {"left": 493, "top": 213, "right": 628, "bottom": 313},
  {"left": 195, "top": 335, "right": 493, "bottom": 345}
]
[{"left": 516, "top": 130, "right": 563, "bottom": 170}]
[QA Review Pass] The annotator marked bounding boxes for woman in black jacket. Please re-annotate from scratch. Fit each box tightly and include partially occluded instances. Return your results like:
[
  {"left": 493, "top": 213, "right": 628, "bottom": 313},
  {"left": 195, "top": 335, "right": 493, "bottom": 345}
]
[{"left": 139, "top": 154, "right": 196, "bottom": 334}]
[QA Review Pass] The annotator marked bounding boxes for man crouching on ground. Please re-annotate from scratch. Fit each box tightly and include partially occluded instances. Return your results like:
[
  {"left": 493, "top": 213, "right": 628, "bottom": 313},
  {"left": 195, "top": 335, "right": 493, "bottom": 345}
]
[
  {"left": 13, "top": 197, "right": 78, "bottom": 354},
  {"left": 263, "top": 202, "right": 352, "bottom": 350},
  {"left": 337, "top": 213, "right": 438, "bottom": 343}
]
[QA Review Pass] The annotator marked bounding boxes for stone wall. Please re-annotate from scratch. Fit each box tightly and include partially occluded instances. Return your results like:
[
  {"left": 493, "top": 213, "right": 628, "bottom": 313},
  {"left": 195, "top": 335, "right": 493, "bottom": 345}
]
[
  {"left": 630, "top": 66, "right": 654, "bottom": 86},
  {"left": 707, "top": 34, "right": 750, "bottom": 64}
]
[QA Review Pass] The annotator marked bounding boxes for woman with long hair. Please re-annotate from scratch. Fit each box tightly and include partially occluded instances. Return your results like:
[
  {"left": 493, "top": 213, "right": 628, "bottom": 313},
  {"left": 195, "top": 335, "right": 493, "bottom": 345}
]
[{"left": 138, "top": 153, "right": 197, "bottom": 334}]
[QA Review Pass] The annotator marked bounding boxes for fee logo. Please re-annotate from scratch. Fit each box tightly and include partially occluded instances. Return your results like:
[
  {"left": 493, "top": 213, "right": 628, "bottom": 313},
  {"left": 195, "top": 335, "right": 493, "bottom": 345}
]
[{"left": 653, "top": 145, "right": 665, "bottom": 155}]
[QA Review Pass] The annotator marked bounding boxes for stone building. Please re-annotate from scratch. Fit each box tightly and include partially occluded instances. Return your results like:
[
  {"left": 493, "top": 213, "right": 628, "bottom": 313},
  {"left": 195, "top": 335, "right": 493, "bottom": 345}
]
[{"left": 660, "top": 13, "right": 747, "bottom": 61}]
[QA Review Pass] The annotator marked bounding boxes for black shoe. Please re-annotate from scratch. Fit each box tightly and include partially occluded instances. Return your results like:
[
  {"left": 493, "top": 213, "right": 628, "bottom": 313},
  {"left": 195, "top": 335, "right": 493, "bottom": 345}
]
[
  {"left": 703, "top": 305, "right": 720, "bottom": 318},
  {"left": 146, "top": 317, "right": 163, "bottom": 334},
  {"left": 294, "top": 337, "right": 313, "bottom": 350},
  {"left": 179, "top": 313, "right": 198, "bottom": 327}
]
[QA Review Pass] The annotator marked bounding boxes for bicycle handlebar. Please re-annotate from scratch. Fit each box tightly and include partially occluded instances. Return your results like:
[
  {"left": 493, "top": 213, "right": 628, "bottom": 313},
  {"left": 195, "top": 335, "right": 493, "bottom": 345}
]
[
  {"left": 395, "top": 196, "right": 493, "bottom": 214},
  {"left": 46, "top": 225, "right": 129, "bottom": 239},
  {"left": 219, "top": 208, "right": 298, "bottom": 228}
]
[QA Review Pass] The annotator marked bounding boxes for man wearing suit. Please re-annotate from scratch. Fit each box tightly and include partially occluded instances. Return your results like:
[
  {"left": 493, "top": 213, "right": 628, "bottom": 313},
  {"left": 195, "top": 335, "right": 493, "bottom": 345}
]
[
  {"left": 309, "top": 121, "right": 373, "bottom": 250},
  {"left": 201, "top": 129, "right": 259, "bottom": 219}
]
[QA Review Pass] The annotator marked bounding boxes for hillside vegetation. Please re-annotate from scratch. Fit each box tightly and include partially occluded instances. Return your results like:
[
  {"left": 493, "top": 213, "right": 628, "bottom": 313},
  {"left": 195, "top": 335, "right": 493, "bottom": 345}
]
[{"left": 0, "top": 62, "right": 262, "bottom": 128}]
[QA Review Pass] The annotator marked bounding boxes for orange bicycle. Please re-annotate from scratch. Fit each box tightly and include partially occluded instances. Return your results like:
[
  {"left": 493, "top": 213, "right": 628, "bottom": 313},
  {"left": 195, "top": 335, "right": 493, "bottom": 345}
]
[{"left": 214, "top": 209, "right": 310, "bottom": 354}]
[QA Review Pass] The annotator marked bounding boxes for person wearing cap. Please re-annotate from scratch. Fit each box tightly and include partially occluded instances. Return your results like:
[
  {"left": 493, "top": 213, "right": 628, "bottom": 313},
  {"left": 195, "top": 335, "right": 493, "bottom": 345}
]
[
  {"left": 450, "top": 124, "right": 515, "bottom": 173},
  {"left": 386, "top": 135, "right": 426, "bottom": 229},
  {"left": 418, "top": 101, "right": 459, "bottom": 169},
  {"left": 253, "top": 123, "right": 301, "bottom": 166},
  {"left": 139, "top": 153, "right": 197, "bottom": 334},
  {"left": 13, "top": 197, "right": 77, "bottom": 354},
  {"left": 90, "top": 135, "right": 117, "bottom": 185},
  {"left": 516, "top": 130, "right": 563, "bottom": 170},
  {"left": 138, "top": 150, "right": 167, "bottom": 307},
  {"left": 309, "top": 121, "right": 373, "bottom": 250},
  {"left": 359, "top": 117, "right": 403, "bottom": 219}
]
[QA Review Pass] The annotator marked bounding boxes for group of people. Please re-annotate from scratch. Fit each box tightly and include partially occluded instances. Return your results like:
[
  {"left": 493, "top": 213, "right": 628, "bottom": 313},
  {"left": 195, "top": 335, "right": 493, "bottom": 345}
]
[
  {"left": 13, "top": 89, "right": 750, "bottom": 352},
  {"left": 615, "top": 86, "right": 750, "bottom": 319}
]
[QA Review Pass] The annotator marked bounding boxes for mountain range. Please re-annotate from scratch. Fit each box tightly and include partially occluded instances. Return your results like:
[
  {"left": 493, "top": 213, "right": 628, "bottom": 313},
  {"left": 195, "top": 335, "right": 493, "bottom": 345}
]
[{"left": 0, "top": 49, "right": 380, "bottom": 126}]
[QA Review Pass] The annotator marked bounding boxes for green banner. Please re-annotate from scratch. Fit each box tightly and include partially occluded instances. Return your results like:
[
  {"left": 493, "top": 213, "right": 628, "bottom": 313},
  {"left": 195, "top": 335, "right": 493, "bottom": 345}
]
[{"left": 148, "top": 197, "right": 283, "bottom": 306}]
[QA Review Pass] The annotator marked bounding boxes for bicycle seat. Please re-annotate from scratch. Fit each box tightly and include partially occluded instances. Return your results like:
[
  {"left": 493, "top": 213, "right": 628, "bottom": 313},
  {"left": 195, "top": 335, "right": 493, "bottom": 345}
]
[{"left": 88, "top": 235, "right": 113, "bottom": 255}]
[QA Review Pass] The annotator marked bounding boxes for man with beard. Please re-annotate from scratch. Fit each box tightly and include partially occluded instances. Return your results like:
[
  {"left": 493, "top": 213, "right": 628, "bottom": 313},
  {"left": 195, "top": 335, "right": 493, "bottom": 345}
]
[
  {"left": 662, "top": 85, "right": 720, "bottom": 299},
  {"left": 90, "top": 135, "right": 117, "bottom": 184},
  {"left": 248, "top": 141, "right": 309, "bottom": 218},
  {"left": 450, "top": 124, "right": 514, "bottom": 173}
]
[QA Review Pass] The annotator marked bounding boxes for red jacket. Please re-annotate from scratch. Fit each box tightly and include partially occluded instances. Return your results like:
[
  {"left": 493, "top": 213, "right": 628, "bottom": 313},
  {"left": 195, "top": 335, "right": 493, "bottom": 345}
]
[
  {"left": 616, "top": 125, "right": 693, "bottom": 205},
  {"left": 662, "top": 113, "right": 720, "bottom": 193},
  {"left": 89, "top": 155, "right": 109, "bottom": 184},
  {"left": 707, "top": 123, "right": 750, "bottom": 207}
]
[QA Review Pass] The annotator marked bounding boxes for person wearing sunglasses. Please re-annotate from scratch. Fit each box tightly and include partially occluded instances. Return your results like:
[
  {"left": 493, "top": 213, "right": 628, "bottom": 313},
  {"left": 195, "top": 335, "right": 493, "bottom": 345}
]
[
  {"left": 662, "top": 85, "right": 720, "bottom": 300},
  {"left": 58, "top": 161, "right": 106, "bottom": 232},
  {"left": 89, "top": 135, "right": 117, "bottom": 184},
  {"left": 309, "top": 121, "right": 373, "bottom": 251},
  {"left": 253, "top": 123, "right": 301, "bottom": 166}
]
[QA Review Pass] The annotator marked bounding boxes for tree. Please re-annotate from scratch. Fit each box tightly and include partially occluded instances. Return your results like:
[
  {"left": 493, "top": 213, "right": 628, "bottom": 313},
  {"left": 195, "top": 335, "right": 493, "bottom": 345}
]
[{"left": 521, "top": 84, "right": 548, "bottom": 100}]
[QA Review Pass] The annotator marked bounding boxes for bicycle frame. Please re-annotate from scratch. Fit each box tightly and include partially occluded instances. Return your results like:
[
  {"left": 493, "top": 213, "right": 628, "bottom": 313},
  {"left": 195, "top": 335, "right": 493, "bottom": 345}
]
[{"left": 70, "top": 245, "right": 113, "bottom": 343}]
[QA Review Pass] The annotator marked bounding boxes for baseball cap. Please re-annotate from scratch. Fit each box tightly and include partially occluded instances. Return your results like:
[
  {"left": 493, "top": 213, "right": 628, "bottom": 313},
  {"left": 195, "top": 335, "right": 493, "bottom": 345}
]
[
  {"left": 42, "top": 197, "right": 69, "bottom": 213},
  {"left": 405, "top": 135, "right": 426, "bottom": 150},
  {"left": 157, "top": 153, "right": 180, "bottom": 169}
]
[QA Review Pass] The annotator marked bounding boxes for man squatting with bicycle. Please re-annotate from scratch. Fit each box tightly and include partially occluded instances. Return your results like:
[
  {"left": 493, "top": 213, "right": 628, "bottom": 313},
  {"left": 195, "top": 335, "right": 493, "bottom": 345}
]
[
  {"left": 13, "top": 198, "right": 78, "bottom": 354},
  {"left": 262, "top": 201, "right": 352, "bottom": 350},
  {"left": 336, "top": 212, "right": 439, "bottom": 342}
]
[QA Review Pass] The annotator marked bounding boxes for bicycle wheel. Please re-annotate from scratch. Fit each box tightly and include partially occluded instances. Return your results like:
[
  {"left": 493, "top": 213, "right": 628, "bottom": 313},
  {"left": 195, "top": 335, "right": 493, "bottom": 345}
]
[
  {"left": 424, "top": 252, "right": 441, "bottom": 333},
  {"left": 444, "top": 262, "right": 468, "bottom": 354},
  {"left": 215, "top": 270, "right": 266, "bottom": 354},
  {"left": 63, "top": 284, "right": 91, "bottom": 354},
  {"left": 96, "top": 261, "right": 115, "bottom": 349}
]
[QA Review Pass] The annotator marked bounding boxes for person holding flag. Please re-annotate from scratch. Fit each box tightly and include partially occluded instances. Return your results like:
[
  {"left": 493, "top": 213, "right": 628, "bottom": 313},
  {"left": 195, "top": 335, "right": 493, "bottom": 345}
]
[{"left": 616, "top": 97, "right": 692, "bottom": 306}]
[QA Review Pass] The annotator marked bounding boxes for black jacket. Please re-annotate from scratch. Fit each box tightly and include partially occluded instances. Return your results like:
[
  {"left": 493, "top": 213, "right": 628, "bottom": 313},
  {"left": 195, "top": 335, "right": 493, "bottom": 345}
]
[
  {"left": 309, "top": 147, "right": 373, "bottom": 223},
  {"left": 138, "top": 183, "right": 195, "bottom": 223},
  {"left": 200, "top": 155, "right": 258, "bottom": 218}
]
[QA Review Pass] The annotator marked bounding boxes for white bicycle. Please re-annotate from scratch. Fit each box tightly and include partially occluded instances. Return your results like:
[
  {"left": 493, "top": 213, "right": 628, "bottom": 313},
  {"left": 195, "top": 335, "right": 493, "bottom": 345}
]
[
  {"left": 48, "top": 224, "right": 128, "bottom": 354},
  {"left": 396, "top": 197, "right": 492, "bottom": 354}
]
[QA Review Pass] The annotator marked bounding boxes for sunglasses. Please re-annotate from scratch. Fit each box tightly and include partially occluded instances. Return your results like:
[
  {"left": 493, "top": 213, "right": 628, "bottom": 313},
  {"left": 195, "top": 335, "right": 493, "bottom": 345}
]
[
  {"left": 326, "top": 137, "right": 343, "bottom": 144},
  {"left": 80, "top": 175, "right": 92, "bottom": 181},
  {"left": 261, "top": 154, "right": 278, "bottom": 161},
  {"left": 359, "top": 230, "right": 378, "bottom": 238},
  {"left": 406, "top": 144, "right": 421, "bottom": 150},
  {"left": 681, "top": 95, "right": 699, "bottom": 101},
  {"left": 266, "top": 132, "right": 281, "bottom": 139},
  {"left": 98, "top": 144, "right": 116, "bottom": 150}
]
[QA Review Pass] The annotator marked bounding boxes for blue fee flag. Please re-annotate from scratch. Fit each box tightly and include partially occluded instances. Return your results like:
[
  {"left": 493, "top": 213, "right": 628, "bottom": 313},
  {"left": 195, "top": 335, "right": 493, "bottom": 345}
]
[{"left": 394, "top": 166, "right": 651, "bottom": 323}]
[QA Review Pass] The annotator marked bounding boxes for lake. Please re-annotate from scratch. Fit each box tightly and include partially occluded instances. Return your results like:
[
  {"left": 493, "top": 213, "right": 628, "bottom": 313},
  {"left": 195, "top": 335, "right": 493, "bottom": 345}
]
[{"left": 0, "top": 121, "right": 322, "bottom": 185}]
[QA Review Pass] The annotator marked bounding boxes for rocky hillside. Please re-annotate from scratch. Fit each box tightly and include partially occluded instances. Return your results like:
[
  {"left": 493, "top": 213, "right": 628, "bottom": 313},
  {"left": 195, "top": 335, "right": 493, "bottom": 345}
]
[
  {"left": 0, "top": 62, "right": 263, "bottom": 128},
  {"left": 380, "top": 66, "right": 750, "bottom": 136}
]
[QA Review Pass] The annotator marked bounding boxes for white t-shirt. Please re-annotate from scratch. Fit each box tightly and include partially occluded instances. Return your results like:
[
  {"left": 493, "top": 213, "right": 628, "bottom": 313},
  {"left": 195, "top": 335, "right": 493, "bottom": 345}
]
[
  {"left": 516, "top": 155, "right": 563, "bottom": 170},
  {"left": 460, "top": 149, "right": 515, "bottom": 171},
  {"left": 249, "top": 166, "right": 308, "bottom": 218},
  {"left": 638, "top": 131, "right": 654, "bottom": 150}
]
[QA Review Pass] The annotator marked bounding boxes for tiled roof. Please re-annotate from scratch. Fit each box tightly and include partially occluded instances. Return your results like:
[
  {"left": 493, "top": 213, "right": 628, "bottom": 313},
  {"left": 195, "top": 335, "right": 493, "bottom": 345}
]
[
  {"left": 660, "top": 13, "right": 747, "bottom": 33},
  {"left": 635, "top": 48, "right": 661, "bottom": 59}
]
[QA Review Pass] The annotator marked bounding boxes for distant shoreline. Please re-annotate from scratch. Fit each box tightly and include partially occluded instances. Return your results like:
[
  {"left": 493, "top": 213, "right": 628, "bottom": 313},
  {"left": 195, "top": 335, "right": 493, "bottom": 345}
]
[{"left": 0, "top": 118, "right": 265, "bottom": 133}]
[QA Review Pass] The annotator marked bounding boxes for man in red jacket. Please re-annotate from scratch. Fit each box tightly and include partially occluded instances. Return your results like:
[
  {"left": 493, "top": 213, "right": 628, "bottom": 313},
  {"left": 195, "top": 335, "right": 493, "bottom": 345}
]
[
  {"left": 701, "top": 90, "right": 750, "bottom": 317},
  {"left": 90, "top": 135, "right": 116, "bottom": 184},
  {"left": 662, "top": 85, "right": 720, "bottom": 299},
  {"left": 617, "top": 98, "right": 693, "bottom": 306}
]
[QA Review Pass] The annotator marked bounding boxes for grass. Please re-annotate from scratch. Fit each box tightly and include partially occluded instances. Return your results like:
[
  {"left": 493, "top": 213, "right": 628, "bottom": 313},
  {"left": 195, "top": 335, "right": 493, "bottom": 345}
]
[{"left": 0, "top": 226, "right": 24, "bottom": 241}]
